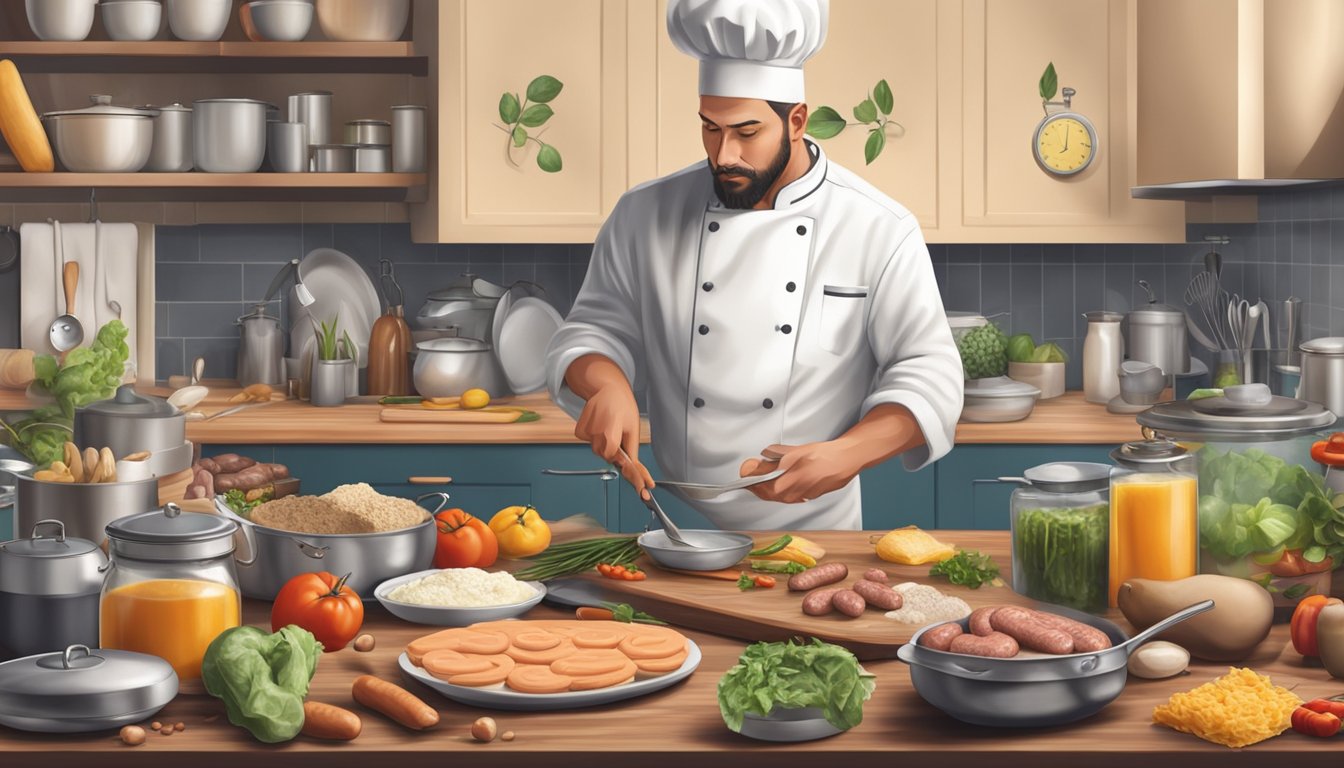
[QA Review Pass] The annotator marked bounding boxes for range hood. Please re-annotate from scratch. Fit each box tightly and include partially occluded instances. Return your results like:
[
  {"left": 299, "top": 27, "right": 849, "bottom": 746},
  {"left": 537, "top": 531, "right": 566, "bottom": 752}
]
[{"left": 1133, "top": 0, "right": 1344, "bottom": 200}]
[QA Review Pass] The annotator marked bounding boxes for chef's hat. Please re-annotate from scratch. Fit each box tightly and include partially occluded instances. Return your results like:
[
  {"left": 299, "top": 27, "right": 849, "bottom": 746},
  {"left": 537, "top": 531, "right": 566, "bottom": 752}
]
[{"left": 667, "top": 0, "right": 829, "bottom": 103}]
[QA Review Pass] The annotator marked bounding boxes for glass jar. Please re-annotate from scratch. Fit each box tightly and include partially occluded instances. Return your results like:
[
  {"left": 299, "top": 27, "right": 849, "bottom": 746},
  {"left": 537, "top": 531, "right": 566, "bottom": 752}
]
[
  {"left": 1008, "top": 462, "right": 1111, "bottom": 614},
  {"left": 100, "top": 503, "right": 240, "bottom": 686},
  {"left": 1108, "top": 439, "right": 1199, "bottom": 607}
]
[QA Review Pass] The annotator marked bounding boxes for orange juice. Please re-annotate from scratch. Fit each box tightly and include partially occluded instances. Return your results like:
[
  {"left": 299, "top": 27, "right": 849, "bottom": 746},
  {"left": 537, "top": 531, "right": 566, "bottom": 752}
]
[
  {"left": 100, "top": 579, "right": 240, "bottom": 681},
  {"left": 1109, "top": 473, "right": 1198, "bottom": 606}
]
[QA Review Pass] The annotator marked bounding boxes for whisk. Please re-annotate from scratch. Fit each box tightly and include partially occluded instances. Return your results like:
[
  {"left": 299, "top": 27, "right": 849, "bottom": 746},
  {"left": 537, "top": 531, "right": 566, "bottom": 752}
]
[{"left": 1184, "top": 271, "right": 1229, "bottom": 349}]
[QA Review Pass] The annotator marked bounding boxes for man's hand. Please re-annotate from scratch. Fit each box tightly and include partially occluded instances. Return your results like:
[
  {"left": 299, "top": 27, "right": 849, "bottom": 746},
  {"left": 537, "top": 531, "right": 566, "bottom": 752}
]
[
  {"left": 738, "top": 442, "right": 862, "bottom": 504},
  {"left": 567, "top": 355, "right": 654, "bottom": 499}
]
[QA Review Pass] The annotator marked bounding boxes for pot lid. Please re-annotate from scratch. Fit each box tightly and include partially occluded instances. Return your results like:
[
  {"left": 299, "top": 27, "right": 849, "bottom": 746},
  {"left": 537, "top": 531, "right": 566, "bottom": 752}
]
[
  {"left": 137, "top": 102, "right": 191, "bottom": 113},
  {"left": 44, "top": 94, "right": 151, "bottom": 119},
  {"left": 1110, "top": 438, "right": 1192, "bottom": 469},
  {"left": 1137, "top": 396, "right": 1336, "bottom": 439},
  {"left": 1017, "top": 461, "right": 1110, "bottom": 493},
  {"left": 964, "top": 376, "right": 1040, "bottom": 398},
  {"left": 0, "top": 645, "right": 177, "bottom": 725},
  {"left": 80, "top": 384, "right": 180, "bottom": 419},
  {"left": 193, "top": 98, "right": 270, "bottom": 106},
  {"left": 1127, "top": 302, "right": 1185, "bottom": 323},
  {"left": 347, "top": 119, "right": 391, "bottom": 126},
  {"left": 1301, "top": 337, "right": 1344, "bottom": 355},
  {"left": 105, "top": 503, "right": 237, "bottom": 562},
  {"left": 416, "top": 337, "right": 492, "bottom": 353},
  {"left": 0, "top": 520, "right": 106, "bottom": 596},
  {"left": 427, "top": 273, "right": 506, "bottom": 303}
]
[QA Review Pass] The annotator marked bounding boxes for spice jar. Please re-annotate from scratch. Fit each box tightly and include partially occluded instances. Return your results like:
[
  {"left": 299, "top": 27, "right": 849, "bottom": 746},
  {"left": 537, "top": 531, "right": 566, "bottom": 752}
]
[
  {"left": 1108, "top": 439, "right": 1199, "bottom": 607},
  {"left": 1006, "top": 462, "right": 1110, "bottom": 613},
  {"left": 100, "top": 503, "right": 240, "bottom": 686}
]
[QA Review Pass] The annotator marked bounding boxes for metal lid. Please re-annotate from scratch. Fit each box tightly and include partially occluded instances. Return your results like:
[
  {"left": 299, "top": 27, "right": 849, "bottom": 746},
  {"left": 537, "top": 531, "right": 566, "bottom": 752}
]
[
  {"left": 1019, "top": 461, "right": 1111, "bottom": 493},
  {"left": 137, "top": 102, "right": 190, "bottom": 113},
  {"left": 105, "top": 503, "right": 237, "bottom": 562},
  {"left": 347, "top": 119, "right": 391, "bottom": 127},
  {"left": 193, "top": 98, "right": 270, "bottom": 106},
  {"left": 426, "top": 273, "right": 504, "bottom": 308},
  {"left": 946, "top": 311, "right": 987, "bottom": 329},
  {"left": 1127, "top": 303, "right": 1185, "bottom": 325},
  {"left": 0, "top": 645, "right": 177, "bottom": 726},
  {"left": 391, "top": 104, "right": 427, "bottom": 110},
  {"left": 1138, "top": 396, "right": 1336, "bottom": 439},
  {"left": 416, "top": 337, "right": 493, "bottom": 354},
  {"left": 1301, "top": 337, "right": 1344, "bottom": 355},
  {"left": 964, "top": 376, "right": 1039, "bottom": 399},
  {"left": 43, "top": 94, "right": 152, "bottom": 119},
  {"left": 0, "top": 520, "right": 106, "bottom": 597},
  {"left": 1083, "top": 311, "right": 1123, "bottom": 323},
  {"left": 79, "top": 384, "right": 180, "bottom": 419},
  {"left": 1110, "top": 439, "right": 1191, "bottom": 469}
]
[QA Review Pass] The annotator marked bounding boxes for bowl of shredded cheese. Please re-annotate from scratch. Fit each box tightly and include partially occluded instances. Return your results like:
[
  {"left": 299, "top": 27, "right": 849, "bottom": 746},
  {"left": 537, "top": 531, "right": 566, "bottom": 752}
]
[{"left": 374, "top": 567, "right": 546, "bottom": 626}]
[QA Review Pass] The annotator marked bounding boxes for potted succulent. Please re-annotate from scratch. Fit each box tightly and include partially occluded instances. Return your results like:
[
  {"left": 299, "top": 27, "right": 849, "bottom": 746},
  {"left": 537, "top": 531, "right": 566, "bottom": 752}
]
[
  {"left": 309, "top": 315, "right": 358, "bottom": 407},
  {"left": 1007, "top": 333, "right": 1067, "bottom": 400}
]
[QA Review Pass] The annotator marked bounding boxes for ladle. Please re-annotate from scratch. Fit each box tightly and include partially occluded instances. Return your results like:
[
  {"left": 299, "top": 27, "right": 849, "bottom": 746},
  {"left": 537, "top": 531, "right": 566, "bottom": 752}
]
[{"left": 48, "top": 230, "right": 84, "bottom": 355}]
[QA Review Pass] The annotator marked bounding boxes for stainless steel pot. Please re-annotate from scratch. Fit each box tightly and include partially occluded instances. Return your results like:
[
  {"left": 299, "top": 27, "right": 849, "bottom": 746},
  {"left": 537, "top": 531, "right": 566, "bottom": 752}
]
[
  {"left": 0, "top": 520, "right": 106, "bottom": 660},
  {"left": 312, "top": 143, "right": 355, "bottom": 172},
  {"left": 141, "top": 103, "right": 193, "bottom": 173},
  {"left": 1123, "top": 280, "right": 1189, "bottom": 375},
  {"left": 0, "top": 645, "right": 177, "bottom": 733},
  {"left": 415, "top": 273, "right": 506, "bottom": 334},
  {"left": 214, "top": 498, "right": 435, "bottom": 600},
  {"left": 74, "top": 384, "right": 189, "bottom": 476},
  {"left": 41, "top": 95, "right": 154, "bottom": 173},
  {"left": 15, "top": 475, "right": 160, "bottom": 545},
  {"left": 413, "top": 337, "right": 510, "bottom": 398},
  {"left": 193, "top": 98, "right": 269, "bottom": 173},
  {"left": 1298, "top": 337, "right": 1344, "bottom": 418},
  {"left": 897, "top": 601, "right": 1211, "bottom": 727}
]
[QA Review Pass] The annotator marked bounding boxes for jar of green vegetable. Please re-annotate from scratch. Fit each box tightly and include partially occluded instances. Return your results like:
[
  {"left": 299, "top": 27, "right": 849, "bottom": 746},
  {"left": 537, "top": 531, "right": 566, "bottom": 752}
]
[{"left": 1006, "top": 462, "right": 1111, "bottom": 613}]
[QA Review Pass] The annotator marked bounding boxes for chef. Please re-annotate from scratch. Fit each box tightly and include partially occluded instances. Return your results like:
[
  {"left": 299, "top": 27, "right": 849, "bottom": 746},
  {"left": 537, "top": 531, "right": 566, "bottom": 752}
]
[{"left": 544, "top": 0, "right": 963, "bottom": 530}]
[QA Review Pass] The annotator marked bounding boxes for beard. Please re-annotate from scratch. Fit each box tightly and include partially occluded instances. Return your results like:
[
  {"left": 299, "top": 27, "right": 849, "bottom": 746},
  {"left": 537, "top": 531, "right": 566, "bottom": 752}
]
[{"left": 709, "top": 131, "right": 792, "bottom": 210}]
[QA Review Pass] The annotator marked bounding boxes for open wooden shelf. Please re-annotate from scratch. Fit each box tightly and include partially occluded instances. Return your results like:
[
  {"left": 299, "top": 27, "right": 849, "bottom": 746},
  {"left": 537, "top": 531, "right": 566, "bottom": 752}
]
[
  {"left": 0, "top": 172, "right": 428, "bottom": 202},
  {"left": 0, "top": 40, "right": 427, "bottom": 74}
]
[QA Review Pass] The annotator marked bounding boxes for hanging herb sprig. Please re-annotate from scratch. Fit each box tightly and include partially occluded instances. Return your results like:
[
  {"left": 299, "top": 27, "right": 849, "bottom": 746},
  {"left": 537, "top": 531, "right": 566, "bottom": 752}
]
[
  {"left": 496, "top": 75, "right": 564, "bottom": 173},
  {"left": 1039, "top": 61, "right": 1058, "bottom": 114},
  {"left": 805, "top": 78, "right": 905, "bottom": 165}
]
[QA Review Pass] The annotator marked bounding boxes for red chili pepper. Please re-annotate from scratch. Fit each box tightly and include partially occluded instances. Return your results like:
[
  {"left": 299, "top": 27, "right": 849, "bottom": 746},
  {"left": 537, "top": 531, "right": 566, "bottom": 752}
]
[
  {"left": 752, "top": 575, "right": 776, "bottom": 589},
  {"left": 1292, "top": 706, "right": 1342, "bottom": 738},
  {"left": 1312, "top": 433, "right": 1344, "bottom": 467},
  {"left": 1303, "top": 699, "right": 1344, "bottom": 719}
]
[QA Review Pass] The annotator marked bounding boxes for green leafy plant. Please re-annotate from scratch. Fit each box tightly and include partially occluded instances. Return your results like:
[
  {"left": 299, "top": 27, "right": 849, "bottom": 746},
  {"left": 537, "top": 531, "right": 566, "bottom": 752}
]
[
  {"left": 1039, "top": 61, "right": 1058, "bottom": 110},
  {"left": 718, "top": 639, "right": 875, "bottom": 733},
  {"left": 496, "top": 75, "right": 564, "bottom": 173},
  {"left": 805, "top": 78, "right": 905, "bottom": 164},
  {"left": 929, "top": 549, "right": 1002, "bottom": 589},
  {"left": 202, "top": 625, "right": 320, "bottom": 743},
  {"left": 312, "top": 314, "right": 357, "bottom": 363}
]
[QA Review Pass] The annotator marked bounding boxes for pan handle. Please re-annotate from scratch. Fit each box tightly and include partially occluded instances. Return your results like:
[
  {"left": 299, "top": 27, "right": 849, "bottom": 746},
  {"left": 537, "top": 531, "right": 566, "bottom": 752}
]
[{"left": 1118, "top": 599, "right": 1214, "bottom": 653}]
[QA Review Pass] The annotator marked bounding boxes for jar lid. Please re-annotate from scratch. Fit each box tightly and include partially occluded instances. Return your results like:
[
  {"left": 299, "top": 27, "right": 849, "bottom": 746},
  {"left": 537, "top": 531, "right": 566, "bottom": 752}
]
[
  {"left": 1301, "top": 337, "right": 1344, "bottom": 355},
  {"left": 391, "top": 104, "right": 427, "bottom": 110},
  {"left": 0, "top": 520, "right": 106, "bottom": 596},
  {"left": 1083, "top": 311, "right": 1124, "bottom": 323},
  {"left": 1019, "top": 461, "right": 1110, "bottom": 493},
  {"left": 946, "top": 311, "right": 987, "bottom": 330},
  {"left": 416, "top": 337, "right": 493, "bottom": 353},
  {"left": 79, "top": 384, "right": 180, "bottom": 419},
  {"left": 1110, "top": 439, "right": 1191, "bottom": 468},
  {"left": 105, "top": 503, "right": 237, "bottom": 562},
  {"left": 347, "top": 119, "right": 391, "bottom": 127},
  {"left": 0, "top": 645, "right": 177, "bottom": 729},
  {"left": 43, "top": 94, "right": 152, "bottom": 119},
  {"left": 1138, "top": 397, "right": 1336, "bottom": 439}
]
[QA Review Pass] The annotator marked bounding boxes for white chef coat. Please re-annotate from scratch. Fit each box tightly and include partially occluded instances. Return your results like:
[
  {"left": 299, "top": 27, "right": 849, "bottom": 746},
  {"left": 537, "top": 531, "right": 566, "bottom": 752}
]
[{"left": 545, "top": 140, "right": 963, "bottom": 530}]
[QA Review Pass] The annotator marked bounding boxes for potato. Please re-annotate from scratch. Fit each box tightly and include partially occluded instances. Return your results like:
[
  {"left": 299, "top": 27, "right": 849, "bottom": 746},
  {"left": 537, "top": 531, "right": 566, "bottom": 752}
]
[{"left": 1117, "top": 575, "right": 1273, "bottom": 661}]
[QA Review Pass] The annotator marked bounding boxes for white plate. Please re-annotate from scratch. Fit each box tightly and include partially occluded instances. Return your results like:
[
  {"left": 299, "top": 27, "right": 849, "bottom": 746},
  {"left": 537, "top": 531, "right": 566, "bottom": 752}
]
[
  {"left": 496, "top": 296, "right": 563, "bottom": 394},
  {"left": 290, "top": 248, "right": 380, "bottom": 369},
  {"left": 374, "top": 571, "right": 546, "bottom": 626},
  {"left": 398, "top": 638, "right": 701, "bottom": 711},
  {"left": 490, "top": 286, "right": 514, "bottom": 356}
]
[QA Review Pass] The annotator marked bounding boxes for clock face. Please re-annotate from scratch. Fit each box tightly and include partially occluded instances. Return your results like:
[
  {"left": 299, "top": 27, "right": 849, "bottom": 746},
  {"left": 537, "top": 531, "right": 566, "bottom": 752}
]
[{"left": 1033, "top": 114, "right": 1096, "bottom": 176}]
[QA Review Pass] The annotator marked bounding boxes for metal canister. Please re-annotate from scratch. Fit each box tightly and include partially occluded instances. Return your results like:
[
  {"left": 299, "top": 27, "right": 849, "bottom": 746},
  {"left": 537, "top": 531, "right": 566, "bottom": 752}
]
[
  {"left": 267, "top": 121, "right": 308, "bottom": 173},
  {"left": 287, "top": 90, "right": 332, "bottom": 150},
  {"left": 391, "top": 104, "right": 426, "bottom": 172},
  {"left": 141, "top": 103, "right": 193, "bottom": 172},
  {"left": 345, "top": 119, "right": 391, "bottom": 146},
  {"left": 1123, "top": 280, "right": 1189, "bottom": 375},
  {"left": 312, "top": 144, "right": 355, "bottom": 172},
  {"left": 354, "top": 144, "right": 391, "bottom": 172},
  {"left": 0, "top": 520, "right": 107, "bottom": 659},
  {"left": 1298, "top": 337, "right": 1344, "bottom": 417}
]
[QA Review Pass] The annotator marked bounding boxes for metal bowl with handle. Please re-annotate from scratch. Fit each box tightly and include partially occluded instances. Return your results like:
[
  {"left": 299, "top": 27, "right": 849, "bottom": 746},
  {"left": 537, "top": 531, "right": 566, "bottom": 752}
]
[{"left": 897, "top": 600, "right": 1212, "bottom": 727}]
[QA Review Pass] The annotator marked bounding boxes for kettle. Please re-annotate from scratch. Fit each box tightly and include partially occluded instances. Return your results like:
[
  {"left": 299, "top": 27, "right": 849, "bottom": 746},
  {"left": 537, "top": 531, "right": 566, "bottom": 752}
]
[
  {"left": 1123, "top": 280, "right": 1189, "bottom": 375},
  {"left": 414, "top": 273, "right": 506, "bottom": 337},
  {"left": 238, "top": 259, "right": 313, "bottom": 388}
]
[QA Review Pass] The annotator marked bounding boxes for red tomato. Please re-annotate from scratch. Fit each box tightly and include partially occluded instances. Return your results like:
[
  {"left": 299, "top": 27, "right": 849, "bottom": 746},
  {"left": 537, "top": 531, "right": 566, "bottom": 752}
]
[
  {"left": 271, "top": 572, "right": 364, "bottom": 652},
  {"left": 1292, "top": 594, "right": 1344, "bottom": 657},
  {"left": 433, "top": 508, "right": 499, "bottom": 569}
]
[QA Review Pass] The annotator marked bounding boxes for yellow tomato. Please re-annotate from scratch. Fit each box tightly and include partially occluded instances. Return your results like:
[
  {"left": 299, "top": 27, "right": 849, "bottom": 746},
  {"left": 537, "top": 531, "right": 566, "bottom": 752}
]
[
  {"left": 461, "top": 388, "right": 491, "bottom": 409},
  {"left": 489, "top": 505, "right": 552, "bottom": 558}
]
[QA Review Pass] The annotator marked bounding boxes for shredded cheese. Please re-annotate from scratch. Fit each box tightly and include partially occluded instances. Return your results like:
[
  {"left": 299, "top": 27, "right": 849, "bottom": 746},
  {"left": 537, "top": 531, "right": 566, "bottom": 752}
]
[{"left": 1152, "top": 667, "right": 1301, "bottom": 748}]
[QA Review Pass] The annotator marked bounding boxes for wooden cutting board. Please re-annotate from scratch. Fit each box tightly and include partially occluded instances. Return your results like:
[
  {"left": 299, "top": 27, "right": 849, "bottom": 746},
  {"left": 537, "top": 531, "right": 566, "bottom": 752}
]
[
  {"left": 535, "top": 531, "right": 1046, "bottom": 661},
  {"left": 379, "top": 407, "right": 536, "bottom": 424}
]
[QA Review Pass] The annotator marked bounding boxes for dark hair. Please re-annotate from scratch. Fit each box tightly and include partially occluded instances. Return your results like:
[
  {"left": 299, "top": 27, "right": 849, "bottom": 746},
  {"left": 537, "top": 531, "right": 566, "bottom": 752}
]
[{"left": 766, "top": 100, "right": 801, "bottom": 124}]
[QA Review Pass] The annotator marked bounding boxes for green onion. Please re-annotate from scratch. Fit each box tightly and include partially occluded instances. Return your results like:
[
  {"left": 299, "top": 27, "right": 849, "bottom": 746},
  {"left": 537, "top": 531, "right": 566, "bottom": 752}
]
[
  {"left": 749, "top": 534, "right": 792, "bottom": 557},
  {"left": 513, "top": 536, "right": 642, "bottom": 582}
]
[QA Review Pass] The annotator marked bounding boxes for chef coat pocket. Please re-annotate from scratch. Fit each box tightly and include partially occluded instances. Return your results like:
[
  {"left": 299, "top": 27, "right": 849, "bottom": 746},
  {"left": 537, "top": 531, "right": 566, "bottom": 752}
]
[{"left": 818, "top": 285, "right": 868, "bottom": 355}]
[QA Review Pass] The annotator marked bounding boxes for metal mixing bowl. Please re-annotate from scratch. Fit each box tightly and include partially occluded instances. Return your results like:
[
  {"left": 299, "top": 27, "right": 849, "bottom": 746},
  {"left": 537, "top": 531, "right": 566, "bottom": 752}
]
[{"left": 638, "top": 529, "right": 753, "bottom": 571}]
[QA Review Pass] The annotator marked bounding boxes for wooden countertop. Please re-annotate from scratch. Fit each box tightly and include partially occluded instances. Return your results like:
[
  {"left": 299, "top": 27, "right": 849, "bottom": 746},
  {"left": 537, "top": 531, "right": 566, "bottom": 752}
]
[
  {"left": 0, "top": 386, "right": 1142, "bottom": 446},
  {"left": 0, "top": 531, "right": 1336, "bottom": 767}
]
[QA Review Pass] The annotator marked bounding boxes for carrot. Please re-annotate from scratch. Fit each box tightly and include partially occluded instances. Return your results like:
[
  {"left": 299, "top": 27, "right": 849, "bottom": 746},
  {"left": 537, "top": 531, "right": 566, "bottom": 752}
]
[
  {"left": 628, "top": 570, "right": 647, "bottom": 581},
  {"left": 352, "top": 675, "right": 439, "bottom": 730},
  {"left": 576, "top": 606, "right": 615, "bottom": 621},
  {"left": 1304, "top": 699, "right": 1344, "bottom": 719},
  {"left": 597, "top": 563, "right": 613, "bottom": 576},
  {"left": 301, "top": 701, "right": 362, "bottom": 741},
  {"left": 1292, "top": 706, "right": 1341, "bottom": 738}
]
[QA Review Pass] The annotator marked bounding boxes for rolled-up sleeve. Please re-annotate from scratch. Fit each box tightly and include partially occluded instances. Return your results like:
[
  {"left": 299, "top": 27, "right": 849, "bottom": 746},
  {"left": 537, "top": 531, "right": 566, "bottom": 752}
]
[
  {"left": 861, "top": 223, "right": 964, "bottom": 470},
  {"left": 545, "top": 197, "right": 647, "bottom": 421}
]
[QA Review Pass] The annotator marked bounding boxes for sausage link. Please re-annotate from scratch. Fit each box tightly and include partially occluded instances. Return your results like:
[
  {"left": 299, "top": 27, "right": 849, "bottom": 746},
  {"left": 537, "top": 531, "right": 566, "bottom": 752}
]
[
  {"left": 1029, "top": 610, "right": 1112, "bottom": 652},
  {"left": 801, "top": 588, "right": 840, "bottom": 616},
  {"left": 851, "top": 579, "right": 903, "bottom": 610},
  {"left": 968, "top": 606, "right": 999, "bottom": 637},
  {"left": 832, "top": 589, "right": 867, "bottom": 618},
  {"left": 863, "top": 568, "right": 889, "bottom": 583},
  {"left": 989, "top": 606, "right": 1074, "bottom": 654},
  {"left": 787, "top": 562, "right": 849, "bottom": 592},
  {"left": 949, "top": 631, "right": 1020, "bottom": 658},
  {"left": 918, "top": 622, "right": 964, "bottom": 651}
]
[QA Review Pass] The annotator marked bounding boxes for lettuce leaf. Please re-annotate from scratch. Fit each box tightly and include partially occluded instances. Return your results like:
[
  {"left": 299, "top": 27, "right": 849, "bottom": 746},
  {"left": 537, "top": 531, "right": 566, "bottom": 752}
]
[{"left": 717, "top": 639, "right": 875, "bottom": 733}]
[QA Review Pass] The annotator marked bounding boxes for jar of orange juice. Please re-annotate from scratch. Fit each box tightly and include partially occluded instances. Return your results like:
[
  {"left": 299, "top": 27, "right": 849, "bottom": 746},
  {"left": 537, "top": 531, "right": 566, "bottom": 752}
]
[
  {"left": 101, "top": 503, "right": 240, "bottom": 687},
  {"left": 1107, "top": 439, "right": 1199, "bottom": 607}
]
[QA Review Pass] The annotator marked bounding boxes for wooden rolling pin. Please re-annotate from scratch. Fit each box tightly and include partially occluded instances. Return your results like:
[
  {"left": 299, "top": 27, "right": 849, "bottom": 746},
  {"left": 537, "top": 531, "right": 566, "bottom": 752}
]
[{"left": 0, "top": 349, "right": 35, "bottom": 389}]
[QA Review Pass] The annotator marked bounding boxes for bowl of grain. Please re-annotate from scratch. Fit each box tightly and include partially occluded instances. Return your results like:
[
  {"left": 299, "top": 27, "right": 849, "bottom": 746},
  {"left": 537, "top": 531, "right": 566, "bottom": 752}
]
[
  {"left": 374, "top": 567, "right": 546, "bottom": 626},
  {"left": 215, "top": 482, "right": 436, "bottom": 600}
]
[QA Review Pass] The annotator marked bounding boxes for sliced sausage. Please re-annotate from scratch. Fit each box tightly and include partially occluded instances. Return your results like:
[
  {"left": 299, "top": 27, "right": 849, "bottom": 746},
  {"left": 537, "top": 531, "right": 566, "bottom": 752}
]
[
  {"left": 949, "top": 631, "right": 1020, "bottom": 658},
  {"left": 918, "top": 622, "right": 964, "bottom": 651},
  {"left": 989, "top": 606, "right": 1074, "bottom": 655},
  {"left": 852, "top": 579, "right": 902, "bottom": 610},
  {"left": 968, "top": 606, "right": 999, "bottom": 637},
  {"left": 787, "top": 563, "right": 848, "bottom": 592},
  {"left": 801, "top": 589, "right": 840, "bottom": 616},
  {"left": 832, "top": 590, "right": 866, "bottom": 618},
  {"left": 862, "top": 568, "right": 889, "bottom": 583},
  {"left": 1029, "top": 610, "right": 1112, "bottom": 652}
]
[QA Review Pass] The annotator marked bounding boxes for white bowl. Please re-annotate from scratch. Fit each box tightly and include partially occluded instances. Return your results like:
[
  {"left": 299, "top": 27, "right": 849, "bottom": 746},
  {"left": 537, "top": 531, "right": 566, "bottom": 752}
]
[
  {"left": 315, "top": 0, "right": 408, "bottom": 41},
  {"left": 960, "top": 376, "right": 1040, "bottom": 422},
  {"left": 102, "top": 0, "right": 163, "bottom": 41},
  {"left": 165, "top": 0, "right": 232, "bottom": 40},
  {"left": 247, "top": 0, "right": 313, "bottom": 41},
  {"left": 1008, "top": 361, "right": 1065, "bottom": 400},
  {"left": 26, "top": 0, "right": 98, "bottom": 41},
  {"left": 374, "top": 570, "right": 547, "bottom": 626}
]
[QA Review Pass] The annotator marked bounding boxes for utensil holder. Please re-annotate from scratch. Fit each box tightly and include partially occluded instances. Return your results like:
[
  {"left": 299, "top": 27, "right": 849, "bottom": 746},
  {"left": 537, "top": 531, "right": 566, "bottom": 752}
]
[{"left": 310, "top": 358, "right": 352, "bottom": 407}]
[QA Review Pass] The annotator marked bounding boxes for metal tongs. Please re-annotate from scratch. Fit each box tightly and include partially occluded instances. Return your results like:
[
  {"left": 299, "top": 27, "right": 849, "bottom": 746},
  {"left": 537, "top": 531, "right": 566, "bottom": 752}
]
[{"left": 614, "top": 447, "right": 697, "bottom": 548}]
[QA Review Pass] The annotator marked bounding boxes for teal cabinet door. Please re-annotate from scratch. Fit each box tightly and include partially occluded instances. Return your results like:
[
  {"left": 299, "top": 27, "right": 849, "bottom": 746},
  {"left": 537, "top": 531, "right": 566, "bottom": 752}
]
[
  {"left": 0, "top": 505, "right": 11, "bottom": 541},
  {"left": 934, "top": 445, "right": 1118, "bottom": 529}
]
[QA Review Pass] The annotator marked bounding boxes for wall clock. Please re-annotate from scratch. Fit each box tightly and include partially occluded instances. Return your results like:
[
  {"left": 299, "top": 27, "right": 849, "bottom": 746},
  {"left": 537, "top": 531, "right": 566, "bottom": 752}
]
[{"left": 1033, "top": 86, "right": 1098, "bottom": 177}]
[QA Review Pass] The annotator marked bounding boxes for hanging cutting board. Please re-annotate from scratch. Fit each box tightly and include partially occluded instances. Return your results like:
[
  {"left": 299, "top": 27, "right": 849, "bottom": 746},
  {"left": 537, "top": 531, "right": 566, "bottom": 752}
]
[{"left": 379, "top": 407, "right": 539, "bottom": 424}]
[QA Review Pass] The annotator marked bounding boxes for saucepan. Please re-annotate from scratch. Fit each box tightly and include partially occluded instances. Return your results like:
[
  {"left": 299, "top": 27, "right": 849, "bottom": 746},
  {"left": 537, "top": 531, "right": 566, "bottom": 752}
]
[{"left": 897, "top": 600, "right": 1212, "bottom": 727}]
